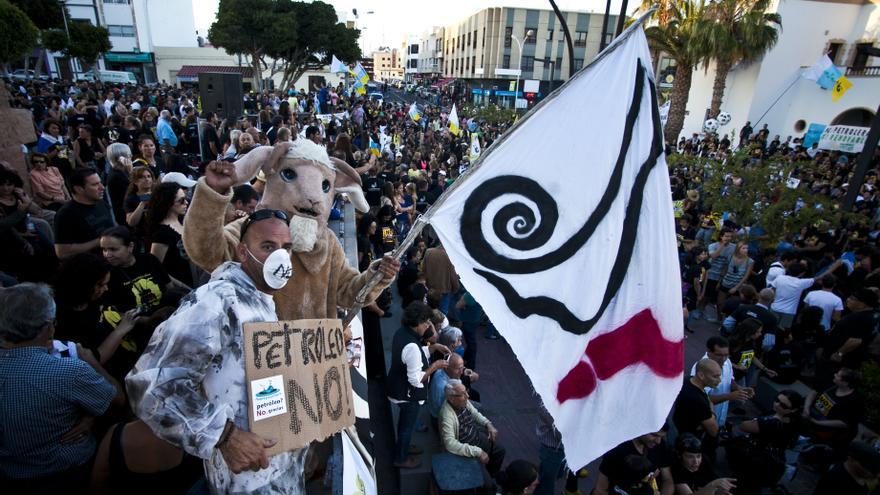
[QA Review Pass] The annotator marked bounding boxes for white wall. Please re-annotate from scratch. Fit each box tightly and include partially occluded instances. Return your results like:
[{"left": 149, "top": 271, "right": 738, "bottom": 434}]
[
  {"left": 133, "top": 0, "right": 198, "bottom": 51},
  {"left": 677, "top": 0, "right": 878, "bottom": 141}
]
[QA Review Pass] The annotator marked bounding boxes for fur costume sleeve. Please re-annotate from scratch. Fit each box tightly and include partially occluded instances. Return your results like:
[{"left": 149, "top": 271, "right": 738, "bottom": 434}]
[
  {"left": 183, "top": 178, "right": 238, "bottom": 272},
  {"left": 329, "top": 233, "right": 391, "bottom": 310}
]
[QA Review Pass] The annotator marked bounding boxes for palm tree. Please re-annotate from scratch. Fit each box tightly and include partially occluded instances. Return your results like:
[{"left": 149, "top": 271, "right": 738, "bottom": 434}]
[
  {"left": 696, "top": 0, "right": 781, "bottom": 118},
  {"left": 645, "top": 0, "right": 708, "bottom": 145}
]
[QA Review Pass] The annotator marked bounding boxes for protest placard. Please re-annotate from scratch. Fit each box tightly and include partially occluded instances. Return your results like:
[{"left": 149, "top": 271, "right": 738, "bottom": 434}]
[{"left": 243, "top": 319, "right": 355, "bottom": 456}]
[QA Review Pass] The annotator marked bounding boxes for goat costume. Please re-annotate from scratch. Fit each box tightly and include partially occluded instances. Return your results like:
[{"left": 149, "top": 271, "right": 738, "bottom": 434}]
[{"left": 183, "top": 140, "right": 387, "bottom": 320}]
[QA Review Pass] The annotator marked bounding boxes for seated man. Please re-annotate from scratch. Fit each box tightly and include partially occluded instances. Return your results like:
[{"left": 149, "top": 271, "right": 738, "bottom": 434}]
[
  {"left": 428, "top": 352, "right": 480, "bottom": 421},
  {"left": 0, "top": 283, "right": 124, "bottom": 493},
  {"left": 439, "top": 380, "right": 504, "bottom": 478}
]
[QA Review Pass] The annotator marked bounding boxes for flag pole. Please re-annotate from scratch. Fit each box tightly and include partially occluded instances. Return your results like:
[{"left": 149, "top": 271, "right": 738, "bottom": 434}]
[{"left": 341, "top": 8, "right": 657, "bottom": 327}]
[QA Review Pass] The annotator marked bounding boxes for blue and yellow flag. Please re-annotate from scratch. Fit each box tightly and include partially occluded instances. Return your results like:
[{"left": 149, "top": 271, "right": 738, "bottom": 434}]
[{"left": 408, "top": 103, "right": 421, "bottom": 122}]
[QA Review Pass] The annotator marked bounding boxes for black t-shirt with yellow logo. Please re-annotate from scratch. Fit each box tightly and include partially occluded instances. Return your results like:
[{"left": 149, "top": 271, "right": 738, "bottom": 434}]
[{"left": 106, "top": 253, "right": 171, "bottom": 313}]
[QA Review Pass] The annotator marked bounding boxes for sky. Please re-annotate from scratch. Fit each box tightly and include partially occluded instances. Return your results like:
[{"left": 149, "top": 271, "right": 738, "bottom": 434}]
[{"left": 191, "top": 0, "right": 630, "bottom": 54}]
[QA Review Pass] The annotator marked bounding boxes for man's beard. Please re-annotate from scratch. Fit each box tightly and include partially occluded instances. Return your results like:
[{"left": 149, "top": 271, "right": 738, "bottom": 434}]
[{"left": 289, "top": 215, "right": 318, "bottom": 252}]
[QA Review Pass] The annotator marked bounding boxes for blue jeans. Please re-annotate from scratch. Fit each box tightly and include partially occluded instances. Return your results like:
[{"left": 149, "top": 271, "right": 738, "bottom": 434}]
[
  {"left": 395, "top": 401, "right": 421, "bottom": 463},
  {"left": 536, "top": 445, "right": 566, "bottom": 495},
  {"left": 439, "top": 293, "right": 454, "bottom": 315}
]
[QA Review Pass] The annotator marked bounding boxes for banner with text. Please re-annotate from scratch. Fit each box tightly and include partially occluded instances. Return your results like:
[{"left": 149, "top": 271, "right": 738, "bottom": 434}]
[
  {"left": 243, "top": 319, "right": 355, "bottom": 456},
  {"left": 818, "top": 125, "right": 871, "bottom": 153}
]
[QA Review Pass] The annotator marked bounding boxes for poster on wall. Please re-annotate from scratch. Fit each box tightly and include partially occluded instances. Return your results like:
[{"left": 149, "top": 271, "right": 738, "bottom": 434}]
[{"left": 802, "top": 123, "right": 827, "bottom": 148}]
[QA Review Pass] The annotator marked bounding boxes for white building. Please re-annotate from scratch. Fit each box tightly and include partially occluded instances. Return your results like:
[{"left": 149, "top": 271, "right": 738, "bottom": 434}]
[
  {"left": 416, "top": 27, "right": 445, "bottom": 80},
  {"left": 404, "top": 35, "right": 421, "bottom": 82},
  {"left": 55, "top": 0, "right": 198, "bottom": 83},
  {"left": 676, "top": 0, "right": 879, "bottom": 142}
]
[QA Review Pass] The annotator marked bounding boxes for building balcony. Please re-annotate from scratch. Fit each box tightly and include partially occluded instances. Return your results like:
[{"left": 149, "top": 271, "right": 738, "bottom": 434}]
[{"left": 846, "top": 66, "right": 880, "bottom": 77}]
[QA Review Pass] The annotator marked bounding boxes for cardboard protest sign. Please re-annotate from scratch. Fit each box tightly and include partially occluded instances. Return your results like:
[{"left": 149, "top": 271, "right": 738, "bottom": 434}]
[{"left": 243, "top": 319, "right": 355, "bottom": 456}]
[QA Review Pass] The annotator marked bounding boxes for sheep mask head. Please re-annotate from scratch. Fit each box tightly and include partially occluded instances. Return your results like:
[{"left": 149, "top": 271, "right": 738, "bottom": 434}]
[{"left": 232, "top": 140, "right": 369, "bottom": 253}]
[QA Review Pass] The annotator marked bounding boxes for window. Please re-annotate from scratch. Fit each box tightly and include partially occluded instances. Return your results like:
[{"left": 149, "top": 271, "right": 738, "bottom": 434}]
[
  {"left": 107, "top": 24, "right": 135, "bottom": 37},
  {"left": 505, "top": 26, "right": 512, "bottom": 48},
  {"left": 473, "top": 30, "right": 477, "bottom": 49},
  {"left": 525, "top": 28, "right": 537, "bottom": 44},
  {"left": 852, "top": 43, "right": 874, "bottom": 70},
  {"left": 556, "top": 57, "right": 562, "bottom": 70},
  {"left": 827, "top": 42, "right": 844, "bottom": 65},
  {"left": 546, "top": 29, "right": 554, "bottom": 41},
  {"left": 503, "top": 54, "right": 511, "bottom": 69},
  {"left": 466, "top": 32, "right": 471, "bottom": 48},
  {"left": 471, "top": 56, "right": 476, "bottom": 73},
  {"left": 574, "top": 58, "right": 584, "bottom": 70},
  {"left": 575, "top": 31, "right": 587, "bottom": 46},
  {"left": 521, "top": 55, "right": 534, "bottom": 71}
]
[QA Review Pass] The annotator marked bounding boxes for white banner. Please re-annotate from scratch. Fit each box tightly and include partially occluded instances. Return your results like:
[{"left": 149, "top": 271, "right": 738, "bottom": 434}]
[
  {"left": 818, "top": 124, "right": 871, "bottom": 153},
  {"left": 342, "top": 430, "right": 377, "bottom": 495},
  {"left": 316, "top": 112, "right": 348, "bottom": 124},
  {"left": 429, "top": 26, "right": 683, "bottom": 469}
]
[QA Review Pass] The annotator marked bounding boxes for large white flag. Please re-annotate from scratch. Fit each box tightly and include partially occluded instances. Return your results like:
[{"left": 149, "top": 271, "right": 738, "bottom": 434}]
[{"left": 429, "top": 25, "right": 682, "bottom": 469}]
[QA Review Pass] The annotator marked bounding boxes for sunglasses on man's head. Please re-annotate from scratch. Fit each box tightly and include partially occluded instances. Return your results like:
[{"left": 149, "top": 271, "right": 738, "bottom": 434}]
[{"left": 240, "top": 209, "right": 290, "bottom": 240}]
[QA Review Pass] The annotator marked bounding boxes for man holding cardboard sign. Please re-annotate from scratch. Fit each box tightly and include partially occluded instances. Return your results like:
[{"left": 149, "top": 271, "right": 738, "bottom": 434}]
[{"left": 127, "top": 210, "right": 306, "bottom": 494}]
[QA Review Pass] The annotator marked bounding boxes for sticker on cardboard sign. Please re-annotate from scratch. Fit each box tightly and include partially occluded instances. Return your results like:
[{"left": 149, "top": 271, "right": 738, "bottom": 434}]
[{"left": 251, "top": 375, "right": 287, "bottom": 421}]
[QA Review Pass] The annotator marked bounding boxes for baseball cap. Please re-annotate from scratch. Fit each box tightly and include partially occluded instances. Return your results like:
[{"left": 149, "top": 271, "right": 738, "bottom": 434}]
[{"left": 161, "top": 172, "right": 197, "bottom": 188}]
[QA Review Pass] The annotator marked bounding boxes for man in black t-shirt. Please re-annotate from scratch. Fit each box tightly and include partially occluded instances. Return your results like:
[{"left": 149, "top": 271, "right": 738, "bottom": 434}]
[
  {"left": 200, "top": 112, "right": 221, "bottom": 162},
  {"left": 673, "top": 358, "right": 721, "bottom": 443},
  {"left": 822, "top": 289, "right": 878, "bottom": 371},
  {"left": 594, "top": 431, "right": 674, "bottom": 495},
  {"left": 805, "top": 368, "right": 865, "bottom": 449},
  {"left": 54, "top": 169, "right": 115, "bottom": 259}
]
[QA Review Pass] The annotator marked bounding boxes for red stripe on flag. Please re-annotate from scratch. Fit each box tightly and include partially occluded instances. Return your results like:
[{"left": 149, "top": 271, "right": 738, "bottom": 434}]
[{"left": 557, "top": 309, "right": 683, "bottom": 403}]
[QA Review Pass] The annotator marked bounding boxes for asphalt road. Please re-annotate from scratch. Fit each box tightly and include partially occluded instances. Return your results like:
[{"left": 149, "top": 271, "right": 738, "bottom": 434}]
[{"left": 376, "top": 85, "right": 436, "bottom": 108}]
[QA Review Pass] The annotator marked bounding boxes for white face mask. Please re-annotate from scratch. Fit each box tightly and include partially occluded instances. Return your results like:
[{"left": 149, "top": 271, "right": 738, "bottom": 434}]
[{"left": 247, "top": 248, "right": 293, "bottom": 289}]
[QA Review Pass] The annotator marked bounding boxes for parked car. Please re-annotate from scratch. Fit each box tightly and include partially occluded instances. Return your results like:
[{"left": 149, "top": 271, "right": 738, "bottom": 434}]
[
  {"left": 75, "top": 72, "right": 97, "bottom": 82},
  {"left": 368, "top": 92, "right": 384, "bottom": 104},
  {"left": 10, "top": 69, "right": 48, "bottom": 81}
]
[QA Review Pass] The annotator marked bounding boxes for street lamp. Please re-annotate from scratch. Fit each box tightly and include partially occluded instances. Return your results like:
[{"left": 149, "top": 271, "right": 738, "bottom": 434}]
[{"left": 510, "top": 29, "right": 533, "bottom": 110}]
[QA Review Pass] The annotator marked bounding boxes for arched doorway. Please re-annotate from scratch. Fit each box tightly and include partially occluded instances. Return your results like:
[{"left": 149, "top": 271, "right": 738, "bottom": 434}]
[{"left": 831, "top": 107, "right": 875, "bottom": 127}]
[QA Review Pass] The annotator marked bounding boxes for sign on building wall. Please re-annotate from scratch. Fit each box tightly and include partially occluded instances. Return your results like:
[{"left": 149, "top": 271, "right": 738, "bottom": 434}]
[{"left": 817, "top": 125, "right": 871, "bottom": 153}]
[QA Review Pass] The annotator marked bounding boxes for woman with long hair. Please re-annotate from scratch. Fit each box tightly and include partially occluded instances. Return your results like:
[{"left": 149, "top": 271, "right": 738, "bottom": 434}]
[
  {"left": 124, "top": 166, "right": 154, "bottom": 228},
  {"left": 380, "top": 181, "right": 396, "bottom": 209},
  {"left": 132, "top": 135, "right": 164, "bottom": 178},
  {"left": 147, "top": 183, "right": 192, "bottom": 288},
  {"left": 334, "top": 133, "right": 356, "bottom": 166},
  {"left": 73, "top": 124, "right": 106, "bottom": 170},
  {"left": 53, "top": 253, "right": 141, "bottom": 380},
  {"left": 718, "top": 242, "right": 754, "bottom": 309}
]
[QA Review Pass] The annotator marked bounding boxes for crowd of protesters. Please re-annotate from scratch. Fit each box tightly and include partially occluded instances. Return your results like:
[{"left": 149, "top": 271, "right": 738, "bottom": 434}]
[{"left": 2, "top": 69, "right": 880, "bottom": 495}]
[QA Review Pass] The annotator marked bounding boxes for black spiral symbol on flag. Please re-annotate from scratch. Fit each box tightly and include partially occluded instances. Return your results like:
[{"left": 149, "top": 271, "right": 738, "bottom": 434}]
[
  {"left": 458, "top": 60, "right": 664, "bottom": 335},
  {"left": 460, "top": 176, "right": 559, "bottom": 273}
]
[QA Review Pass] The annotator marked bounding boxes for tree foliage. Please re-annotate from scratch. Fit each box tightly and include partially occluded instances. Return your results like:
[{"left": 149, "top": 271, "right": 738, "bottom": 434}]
[
  {"left": 668, "top": 151, "right": 865, "bottom": 245},
  {"left": 645, "top": 0, "right": 708, "bottom": 145},
  {"left": 209, "top": 0, "right": 360, "bottom": 91},
  {"left": 695, "top": 0, "right": 780, "bottom": 118},
  {"left": 8, "top": 0, "right": 65, "bottom": 30},
  {"left": 209, "top": 0, "right": 295, "bottom": 92},
  {"left": 0, "top": 0, "right": 38, "bottom": 65},
  {"left": 266, "top": 1, "right": 360, "bottom": 89},
  {"left": 63, "top": 21, "right": 111, "bottom": 70}
]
